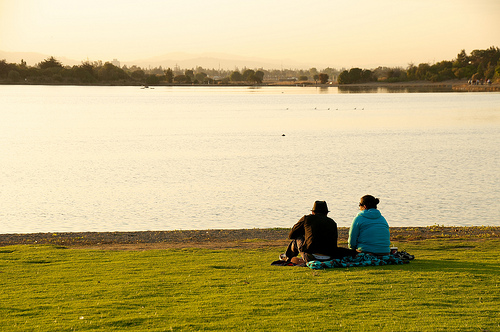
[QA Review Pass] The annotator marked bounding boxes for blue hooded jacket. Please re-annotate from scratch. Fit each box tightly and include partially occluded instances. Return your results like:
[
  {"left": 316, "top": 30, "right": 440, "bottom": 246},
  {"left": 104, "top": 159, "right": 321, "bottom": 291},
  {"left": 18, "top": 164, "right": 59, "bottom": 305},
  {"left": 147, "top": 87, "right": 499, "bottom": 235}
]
[{"left": 348, "top": 208, "right": 390, "bottom": 254}]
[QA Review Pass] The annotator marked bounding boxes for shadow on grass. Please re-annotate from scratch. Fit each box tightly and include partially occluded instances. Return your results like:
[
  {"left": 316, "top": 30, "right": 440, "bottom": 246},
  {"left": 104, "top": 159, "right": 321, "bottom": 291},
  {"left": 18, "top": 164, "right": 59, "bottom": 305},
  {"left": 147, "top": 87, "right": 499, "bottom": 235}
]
[
  {"left": 209, "top": 265, "right": 240, "bottom": 270},
  {"left": 23, "top": 260, "right": 52, "bottom": 264},
  {"left": 408, "top": 259, "right": 499, "bottom": 275},
  {"left": 313, "top": 258, "right": 499, "bottom": 276},
  {"left": 102, "top": 317, "right": 148, "bottom": 328}
]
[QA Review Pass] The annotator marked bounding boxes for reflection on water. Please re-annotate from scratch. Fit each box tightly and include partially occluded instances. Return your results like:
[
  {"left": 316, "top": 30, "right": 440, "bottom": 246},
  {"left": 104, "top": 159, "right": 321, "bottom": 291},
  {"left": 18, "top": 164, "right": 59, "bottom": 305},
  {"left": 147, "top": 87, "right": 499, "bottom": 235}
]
[
  {"left": 337, "top": 86, "right": 455, "bottom": 94},
  {"left": 0, "top": 85, "right": 498, "bottom": 233}
]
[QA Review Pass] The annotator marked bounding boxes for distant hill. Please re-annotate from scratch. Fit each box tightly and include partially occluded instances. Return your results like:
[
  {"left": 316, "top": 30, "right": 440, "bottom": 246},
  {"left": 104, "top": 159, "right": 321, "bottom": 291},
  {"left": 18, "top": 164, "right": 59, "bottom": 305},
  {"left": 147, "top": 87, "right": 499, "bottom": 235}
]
[{"left": 0, "top": 50, "right": 317, "bottom": 70}]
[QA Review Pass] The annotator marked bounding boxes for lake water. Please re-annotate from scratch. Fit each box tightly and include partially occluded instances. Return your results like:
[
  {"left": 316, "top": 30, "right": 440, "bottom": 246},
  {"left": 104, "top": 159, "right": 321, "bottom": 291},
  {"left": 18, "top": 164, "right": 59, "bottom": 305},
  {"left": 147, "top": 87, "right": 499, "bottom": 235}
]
[{"left": 0, "top": 85, "right": 499, "bottom": 233}]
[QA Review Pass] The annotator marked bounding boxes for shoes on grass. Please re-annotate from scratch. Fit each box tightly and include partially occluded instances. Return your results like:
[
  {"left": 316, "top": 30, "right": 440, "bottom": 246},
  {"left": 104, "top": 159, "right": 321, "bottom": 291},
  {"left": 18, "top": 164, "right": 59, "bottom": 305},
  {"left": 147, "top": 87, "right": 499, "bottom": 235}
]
[{"left": 394, "top": 251, "right": 415, "bottom": 260}]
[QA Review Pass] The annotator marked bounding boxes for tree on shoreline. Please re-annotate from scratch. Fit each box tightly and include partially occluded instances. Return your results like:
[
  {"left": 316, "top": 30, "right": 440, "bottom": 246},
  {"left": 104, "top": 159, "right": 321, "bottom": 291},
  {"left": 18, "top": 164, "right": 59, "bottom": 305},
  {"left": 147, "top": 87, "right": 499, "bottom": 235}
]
[
  {"left": 338, "top": 68, "right": 376, "bottom": 84},
  {"left": 37, "top": 56, "right": 63, "bottom": 70},
  {"left": 318, "top": 73, "right": 329, "bottom": 84},
  {"left": 229, "top": 71, "right": 244, "bottom": 82},
  {"left": 164, "top": 68, "right": 173, "bottom": 83}
]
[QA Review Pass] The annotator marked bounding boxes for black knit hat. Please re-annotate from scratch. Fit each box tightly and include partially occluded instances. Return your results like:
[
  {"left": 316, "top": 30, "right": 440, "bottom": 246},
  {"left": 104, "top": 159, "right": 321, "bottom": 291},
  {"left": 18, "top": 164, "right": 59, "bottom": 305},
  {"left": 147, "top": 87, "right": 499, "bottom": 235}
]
[{"left": 311, "top": 201, "right": 329, "bottom": 214}]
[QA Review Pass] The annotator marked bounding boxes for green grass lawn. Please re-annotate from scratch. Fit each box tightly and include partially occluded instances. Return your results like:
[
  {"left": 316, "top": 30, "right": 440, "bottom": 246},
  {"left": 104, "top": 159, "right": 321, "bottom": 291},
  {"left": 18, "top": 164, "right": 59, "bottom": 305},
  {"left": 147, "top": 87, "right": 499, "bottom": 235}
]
[{"left": 1, "top": 239, "right": 499, "bottom": 331}]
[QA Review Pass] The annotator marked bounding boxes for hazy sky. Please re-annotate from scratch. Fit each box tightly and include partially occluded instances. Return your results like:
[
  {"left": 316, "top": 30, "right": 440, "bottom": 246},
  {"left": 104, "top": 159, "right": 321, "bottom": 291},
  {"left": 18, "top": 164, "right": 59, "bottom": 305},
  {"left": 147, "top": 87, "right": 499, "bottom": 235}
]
[{"left": 1, "top": 0, "right": 499, "bottom": 68}]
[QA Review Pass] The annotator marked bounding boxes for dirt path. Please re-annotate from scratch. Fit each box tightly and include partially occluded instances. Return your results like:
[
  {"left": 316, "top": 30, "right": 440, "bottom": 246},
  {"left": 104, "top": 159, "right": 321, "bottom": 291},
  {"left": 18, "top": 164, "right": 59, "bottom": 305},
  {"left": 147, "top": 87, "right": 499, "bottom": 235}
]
[{"left": 1, "top": 226, "right": 498, "bottom": 250}]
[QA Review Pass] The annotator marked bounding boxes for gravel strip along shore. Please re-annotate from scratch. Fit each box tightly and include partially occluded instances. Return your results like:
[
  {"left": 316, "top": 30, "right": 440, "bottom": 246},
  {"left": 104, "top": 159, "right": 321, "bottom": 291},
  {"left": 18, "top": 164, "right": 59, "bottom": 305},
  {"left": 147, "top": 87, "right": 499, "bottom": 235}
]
[{"left": 1, "top": 226, "right": 498, "bottom": 250}]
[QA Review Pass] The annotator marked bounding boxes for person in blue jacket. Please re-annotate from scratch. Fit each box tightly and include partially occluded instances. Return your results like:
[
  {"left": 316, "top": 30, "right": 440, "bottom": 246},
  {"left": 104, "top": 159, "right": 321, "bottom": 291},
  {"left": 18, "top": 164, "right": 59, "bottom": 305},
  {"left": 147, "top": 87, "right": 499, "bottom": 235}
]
[{"left": 348, "top": 195, "right": 391, "bottom": 255}]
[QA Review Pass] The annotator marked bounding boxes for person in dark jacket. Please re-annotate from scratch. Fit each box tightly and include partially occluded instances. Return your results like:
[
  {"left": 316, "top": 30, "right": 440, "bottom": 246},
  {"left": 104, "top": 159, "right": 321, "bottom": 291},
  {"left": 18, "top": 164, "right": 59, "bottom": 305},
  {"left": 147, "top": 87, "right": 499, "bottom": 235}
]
[{"left": 281, "top": 201, "right": 356, "bottom": 264}]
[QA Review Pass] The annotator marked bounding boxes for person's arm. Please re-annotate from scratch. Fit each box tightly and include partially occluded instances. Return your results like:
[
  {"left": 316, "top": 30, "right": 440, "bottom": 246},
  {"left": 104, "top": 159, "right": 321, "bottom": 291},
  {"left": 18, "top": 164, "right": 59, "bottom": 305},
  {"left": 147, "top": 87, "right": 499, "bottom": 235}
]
[
  {"left": 348, "top": 218, "right": 359, "bottom": 249},
  {"left": 289, "top": 216, "right": 306, "bottom": 239}
]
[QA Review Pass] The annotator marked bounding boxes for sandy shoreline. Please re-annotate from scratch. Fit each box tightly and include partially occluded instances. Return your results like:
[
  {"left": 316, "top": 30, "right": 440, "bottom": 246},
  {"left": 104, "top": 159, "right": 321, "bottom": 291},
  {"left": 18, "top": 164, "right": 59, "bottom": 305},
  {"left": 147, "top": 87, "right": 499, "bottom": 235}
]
[{"left": 1, "top": 226, "right": 498, "bottom": 250}]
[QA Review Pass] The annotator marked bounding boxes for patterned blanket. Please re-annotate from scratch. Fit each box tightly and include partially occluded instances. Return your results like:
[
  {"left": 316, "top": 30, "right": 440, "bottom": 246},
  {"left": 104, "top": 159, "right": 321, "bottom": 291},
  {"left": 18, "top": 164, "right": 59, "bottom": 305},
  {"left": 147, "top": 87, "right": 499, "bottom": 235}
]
[{"left": 306, "top": 253, "right": 409, "bottom": 269}]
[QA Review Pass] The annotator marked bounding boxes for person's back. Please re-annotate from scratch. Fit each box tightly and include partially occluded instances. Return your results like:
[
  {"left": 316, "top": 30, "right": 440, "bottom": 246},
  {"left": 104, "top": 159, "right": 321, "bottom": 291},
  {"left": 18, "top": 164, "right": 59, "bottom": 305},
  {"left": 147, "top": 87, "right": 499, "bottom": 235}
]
[
  {"left": 348, "top": 209, "right": 390, "bottom": 253},
  {"left": 283, "top": 200, "right": 352, "bottom": 263},
  {"left": 348, "top": 195, "right": 391, "bottom": 254},
  {"left": 289, "top": 213, "right": 338, "bottom": 257}
]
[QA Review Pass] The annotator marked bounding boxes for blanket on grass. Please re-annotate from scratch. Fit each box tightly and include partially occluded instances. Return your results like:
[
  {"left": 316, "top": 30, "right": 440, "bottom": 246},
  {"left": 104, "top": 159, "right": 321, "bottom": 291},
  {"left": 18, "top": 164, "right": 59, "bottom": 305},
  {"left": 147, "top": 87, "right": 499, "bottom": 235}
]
[{"left": 306, "top": 253, "right": 409, "bottom": 269}]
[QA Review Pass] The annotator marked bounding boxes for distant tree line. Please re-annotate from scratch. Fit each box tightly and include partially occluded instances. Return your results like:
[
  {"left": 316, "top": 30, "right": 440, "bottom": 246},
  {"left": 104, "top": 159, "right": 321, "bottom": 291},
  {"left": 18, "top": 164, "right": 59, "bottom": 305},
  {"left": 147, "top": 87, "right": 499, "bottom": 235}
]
[
  {"left": 0, "top": 46, "right": 499, "bottom": 85},
  {"left": 0, "top": 57, "right": 270, "bottom": 85},
  {"left": 0, "top": 56, "right": 339, "bottom": 85},
  {"left": 338, "top": 46, "right": 500, "bottom": 84}
]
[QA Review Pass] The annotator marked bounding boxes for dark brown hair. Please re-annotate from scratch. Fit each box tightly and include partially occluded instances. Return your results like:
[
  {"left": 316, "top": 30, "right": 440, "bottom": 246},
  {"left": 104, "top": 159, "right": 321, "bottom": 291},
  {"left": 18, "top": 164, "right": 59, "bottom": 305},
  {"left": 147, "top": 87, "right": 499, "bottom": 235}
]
[{"left": 360, "top": 195, "right": 380, "bottom": 209}]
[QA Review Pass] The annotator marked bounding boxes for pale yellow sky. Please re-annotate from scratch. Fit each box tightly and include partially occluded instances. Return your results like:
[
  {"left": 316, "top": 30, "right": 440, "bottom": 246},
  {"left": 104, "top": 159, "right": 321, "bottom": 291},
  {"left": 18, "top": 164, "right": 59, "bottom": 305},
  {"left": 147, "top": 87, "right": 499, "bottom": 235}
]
[{"left": 1, "top": 0, "right": 499, "bottom": 68}]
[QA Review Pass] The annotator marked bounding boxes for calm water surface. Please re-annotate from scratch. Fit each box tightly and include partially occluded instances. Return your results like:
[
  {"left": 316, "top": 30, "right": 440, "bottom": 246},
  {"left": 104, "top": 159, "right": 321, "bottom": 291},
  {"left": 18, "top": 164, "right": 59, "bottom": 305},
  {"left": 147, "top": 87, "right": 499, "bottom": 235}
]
[{"left": 0, "top": 85, "right": 499, "bottom": 233}]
